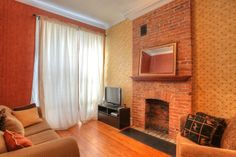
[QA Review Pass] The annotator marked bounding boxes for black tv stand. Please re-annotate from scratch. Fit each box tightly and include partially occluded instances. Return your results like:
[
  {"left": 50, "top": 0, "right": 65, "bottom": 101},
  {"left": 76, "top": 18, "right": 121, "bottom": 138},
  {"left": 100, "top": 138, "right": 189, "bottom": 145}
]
[{"left": 98, "top": 104, "right": 130, "bottom": 129}]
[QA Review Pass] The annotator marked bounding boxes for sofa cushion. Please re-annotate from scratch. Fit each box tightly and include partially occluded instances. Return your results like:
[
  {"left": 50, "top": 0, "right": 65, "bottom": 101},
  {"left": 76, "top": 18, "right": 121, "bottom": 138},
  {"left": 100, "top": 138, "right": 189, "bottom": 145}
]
[
  {"left": 3, "top": 130, "right": 32, "bottom": 152},
  {"left": 221, "top": 116, "right": 236, "bottom": 150},
  {"left": 27, "top": 130, "right": 59, "bottom": 145},
  {"left": 182, "top": 114, "right": 222, "bottom": 147},
  {"left": 0, "top": 131, "right": 7, "bottom": 153},
  {"left": 25, "top": 120, "right": 51, "bottom": 136},
  {"left": 13, "top": 107, "right": 42, "bottom": 127}
]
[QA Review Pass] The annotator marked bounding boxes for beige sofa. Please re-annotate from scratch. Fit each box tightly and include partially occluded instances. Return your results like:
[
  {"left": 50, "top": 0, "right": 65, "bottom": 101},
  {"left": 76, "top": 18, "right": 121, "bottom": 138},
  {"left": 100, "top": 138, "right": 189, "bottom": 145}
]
[
  {"left": 177, "top": 115, "right": 236, "bottom": 157},
  {"left": 0, "top": 108, "right": 80, "bottom": 157}
]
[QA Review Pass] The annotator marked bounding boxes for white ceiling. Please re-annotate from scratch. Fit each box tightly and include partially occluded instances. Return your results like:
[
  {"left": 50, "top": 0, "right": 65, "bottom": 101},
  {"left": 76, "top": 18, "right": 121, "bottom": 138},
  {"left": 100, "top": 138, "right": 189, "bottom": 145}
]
[{"left": 17, "top": 0, "right": 173, "bottom": 29}]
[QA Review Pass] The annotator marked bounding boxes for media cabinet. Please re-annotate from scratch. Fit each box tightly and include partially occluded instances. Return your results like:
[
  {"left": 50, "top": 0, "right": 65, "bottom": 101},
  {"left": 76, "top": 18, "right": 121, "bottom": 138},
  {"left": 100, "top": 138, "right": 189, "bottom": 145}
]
[{"left": 98, "top": 104, "right": 130, "bottom": 129}]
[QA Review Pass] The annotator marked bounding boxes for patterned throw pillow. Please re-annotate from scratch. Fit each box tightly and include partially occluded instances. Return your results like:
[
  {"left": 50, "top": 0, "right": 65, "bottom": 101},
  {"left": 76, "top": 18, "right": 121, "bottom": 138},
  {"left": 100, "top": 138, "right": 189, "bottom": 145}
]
[
  {"left": 4, "top": 115, "right": 25, "bottom": 135},
  {"left": 182, "top": 114, "right": 222, "bottom": 147},
  {"left": 0, "top": 109, "right": 6, "bottom": 131},
  {"left": 196, "top": 112, "right": 227, "bottom": 127},
  {"left": 0, "top": 106, "right": 25, "bottom": 135},
  {"left": 196, "top": 112, "right": 227, "bottom": 147},
  {"left": 0, "top": 106, "right": 12, "bottom": 115},
  {"left": 3, "top": 130, "right": 32, "bottom": 151}
]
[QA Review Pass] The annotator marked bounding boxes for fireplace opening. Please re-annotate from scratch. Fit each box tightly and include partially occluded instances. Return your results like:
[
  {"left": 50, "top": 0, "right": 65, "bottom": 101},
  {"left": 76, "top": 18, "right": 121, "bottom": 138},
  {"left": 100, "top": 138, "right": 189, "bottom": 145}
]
[{"left": 145, "top": 99, "right": 169, "bottom": 135}]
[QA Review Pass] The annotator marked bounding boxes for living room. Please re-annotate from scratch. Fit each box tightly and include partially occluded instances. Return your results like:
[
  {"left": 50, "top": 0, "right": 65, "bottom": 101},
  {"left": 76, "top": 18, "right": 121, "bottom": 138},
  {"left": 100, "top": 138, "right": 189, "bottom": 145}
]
[{"left": 0, "top": 0, "right": 235, "bottom": 157}]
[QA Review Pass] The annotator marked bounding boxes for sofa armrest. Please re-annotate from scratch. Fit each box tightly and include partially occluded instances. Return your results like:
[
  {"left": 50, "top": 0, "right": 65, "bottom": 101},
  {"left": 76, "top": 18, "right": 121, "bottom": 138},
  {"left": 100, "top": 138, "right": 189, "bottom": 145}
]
[
  {"left": 0, "top": 137, "right": 80, "bottom": 157},
  {"left": 37, "top": 107, "right": 43, "bottom": 118},
  {"left": 180, "top": 142, "right": 236, "bottom": 157},
  {"left": 179, "top": 115, "right": 188, "bottom": 132}
]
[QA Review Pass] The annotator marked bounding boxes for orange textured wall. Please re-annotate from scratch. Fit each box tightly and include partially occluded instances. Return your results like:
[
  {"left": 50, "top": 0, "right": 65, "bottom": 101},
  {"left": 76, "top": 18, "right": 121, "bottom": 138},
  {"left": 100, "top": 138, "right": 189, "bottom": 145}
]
[
  {"left": 0, "top": 0, "right": 105, "bottom": 108},
  {"left": 105, "top": 20, "right": 133, "bottom": 107},
  {"left": 192, "top": 0, "right": 236, "bottom": 118}
]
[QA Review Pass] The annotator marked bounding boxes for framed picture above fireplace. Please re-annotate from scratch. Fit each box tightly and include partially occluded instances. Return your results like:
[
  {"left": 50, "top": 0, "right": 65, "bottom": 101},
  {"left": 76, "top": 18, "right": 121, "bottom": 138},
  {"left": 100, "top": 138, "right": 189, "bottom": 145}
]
[{"left": 139, "top": 43, "right": 176, "bottom": 76}]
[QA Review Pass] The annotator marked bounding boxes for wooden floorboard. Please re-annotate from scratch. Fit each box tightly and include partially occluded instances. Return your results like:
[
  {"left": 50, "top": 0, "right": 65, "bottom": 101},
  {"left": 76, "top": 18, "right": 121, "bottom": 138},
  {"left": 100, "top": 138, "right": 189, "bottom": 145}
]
[{"left": 56, "top": 120, "right": 170, "bottom": 157}]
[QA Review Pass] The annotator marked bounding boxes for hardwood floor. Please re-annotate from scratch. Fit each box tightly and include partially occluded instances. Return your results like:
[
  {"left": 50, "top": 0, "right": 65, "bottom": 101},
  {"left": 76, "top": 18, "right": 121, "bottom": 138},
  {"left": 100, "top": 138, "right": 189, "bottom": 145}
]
[{"left": 57, "top": 120, "right": 170, "bottom": 157}]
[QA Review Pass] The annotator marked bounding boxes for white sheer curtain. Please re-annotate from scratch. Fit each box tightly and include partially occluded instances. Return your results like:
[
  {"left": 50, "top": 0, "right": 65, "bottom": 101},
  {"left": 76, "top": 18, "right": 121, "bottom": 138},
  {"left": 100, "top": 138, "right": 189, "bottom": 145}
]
[
  {"left": 78, "top": 29, "right": 104, "bottom": 123},
  {"left": 39, "top": 17, "right": 80, "bottom": 129},
  {"left": 31, "top": 16, "right": 40, "bottom": 106},
  {"left": 31, "top": 17, "right": 104, "bottom": 129}
]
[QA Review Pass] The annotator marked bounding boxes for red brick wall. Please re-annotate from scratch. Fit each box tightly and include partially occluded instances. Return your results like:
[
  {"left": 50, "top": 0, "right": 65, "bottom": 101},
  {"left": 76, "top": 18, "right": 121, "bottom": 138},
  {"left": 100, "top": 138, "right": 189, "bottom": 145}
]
[
  {"left": 132, "top": 0, "right": 192, "bottom": 140},
  {"left": 0, "top": 0, "right": 105, "bottom": 108}
]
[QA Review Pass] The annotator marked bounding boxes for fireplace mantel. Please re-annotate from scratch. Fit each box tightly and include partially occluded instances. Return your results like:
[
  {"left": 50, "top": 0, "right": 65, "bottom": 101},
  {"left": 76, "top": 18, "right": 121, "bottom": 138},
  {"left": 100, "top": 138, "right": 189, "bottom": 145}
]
[{"left": 131, "top": 75, "right": 191, "bottom": 82}]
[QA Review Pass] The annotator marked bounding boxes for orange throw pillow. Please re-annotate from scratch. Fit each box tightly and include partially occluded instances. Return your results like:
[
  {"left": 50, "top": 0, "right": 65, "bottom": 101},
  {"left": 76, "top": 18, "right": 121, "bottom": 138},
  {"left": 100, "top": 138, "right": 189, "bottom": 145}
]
[
  {"left": 13, "top": 107, "right": 42, "bottom": 127},
  {"left": 3, "top": 130, "right": 33, "bottom": 151}
]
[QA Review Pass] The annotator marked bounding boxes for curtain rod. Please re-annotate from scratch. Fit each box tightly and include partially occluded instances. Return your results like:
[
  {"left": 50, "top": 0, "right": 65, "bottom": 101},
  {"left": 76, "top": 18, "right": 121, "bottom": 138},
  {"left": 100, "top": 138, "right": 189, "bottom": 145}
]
[
  {"left": 31, "top": 14, "right": 105, "bottom": 35},
  {"left": 33, "top": 14, "right": 40, "bottom": 18}
]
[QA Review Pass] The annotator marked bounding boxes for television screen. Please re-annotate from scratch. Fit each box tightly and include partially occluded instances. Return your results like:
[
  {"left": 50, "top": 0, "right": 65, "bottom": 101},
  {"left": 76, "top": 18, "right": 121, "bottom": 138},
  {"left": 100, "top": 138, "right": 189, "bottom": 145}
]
[{"left": 105, "top": 87, "right": 122, "bottom": 106}]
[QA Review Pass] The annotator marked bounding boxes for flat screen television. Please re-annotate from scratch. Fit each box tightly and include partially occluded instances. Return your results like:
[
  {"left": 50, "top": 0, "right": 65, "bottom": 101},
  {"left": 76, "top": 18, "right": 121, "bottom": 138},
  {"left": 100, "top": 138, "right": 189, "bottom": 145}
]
[{"left": 105, "top": 87, "right": 122, "bottom": 106}]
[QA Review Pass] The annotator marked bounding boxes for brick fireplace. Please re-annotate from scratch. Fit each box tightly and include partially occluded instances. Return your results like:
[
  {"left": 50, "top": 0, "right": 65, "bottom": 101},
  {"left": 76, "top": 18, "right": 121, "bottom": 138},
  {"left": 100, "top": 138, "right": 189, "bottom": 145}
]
[{"left": 132, "top": 0, "right": 192, "bottom": 140}]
